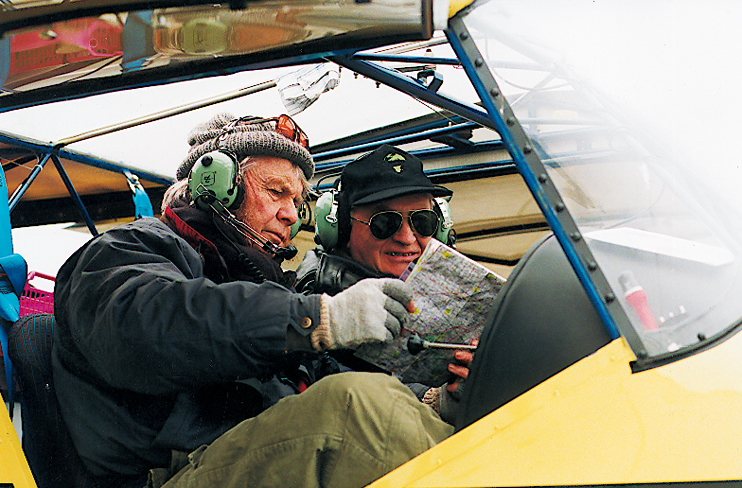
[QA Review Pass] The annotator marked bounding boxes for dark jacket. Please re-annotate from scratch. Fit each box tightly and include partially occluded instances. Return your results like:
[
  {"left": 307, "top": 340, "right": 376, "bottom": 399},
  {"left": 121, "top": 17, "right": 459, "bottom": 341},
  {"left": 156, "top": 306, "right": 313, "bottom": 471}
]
[
  {"left": 295, "top": 246, "right": 386, "bottom": 296},
  {"left": 52, "top": 207, "right": 322, "bottom": 482}
]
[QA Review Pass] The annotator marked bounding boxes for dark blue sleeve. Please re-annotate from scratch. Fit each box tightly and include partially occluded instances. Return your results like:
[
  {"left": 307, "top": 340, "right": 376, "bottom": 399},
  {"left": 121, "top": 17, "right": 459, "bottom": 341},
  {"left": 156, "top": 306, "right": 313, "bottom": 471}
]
[{"left": 54, "top": 218, "right": 322, "bottom": 395}]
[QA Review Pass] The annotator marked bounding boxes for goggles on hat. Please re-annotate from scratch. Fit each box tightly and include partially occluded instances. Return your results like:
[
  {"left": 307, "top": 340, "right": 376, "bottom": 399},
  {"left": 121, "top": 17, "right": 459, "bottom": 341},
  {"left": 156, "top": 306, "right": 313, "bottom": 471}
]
[
  {"left": 351, "top": 209, "right": 439, "bottom": 240},
  {"left": 228, "top": 114, "right": 309, "bottom": 149}
]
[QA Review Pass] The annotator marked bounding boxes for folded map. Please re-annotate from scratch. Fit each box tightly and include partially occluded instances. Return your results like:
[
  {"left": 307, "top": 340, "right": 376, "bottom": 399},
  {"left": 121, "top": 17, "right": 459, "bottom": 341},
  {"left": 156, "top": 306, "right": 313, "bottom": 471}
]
[{"left": 354, "top": 239, "right": 506, "bottom": 387}]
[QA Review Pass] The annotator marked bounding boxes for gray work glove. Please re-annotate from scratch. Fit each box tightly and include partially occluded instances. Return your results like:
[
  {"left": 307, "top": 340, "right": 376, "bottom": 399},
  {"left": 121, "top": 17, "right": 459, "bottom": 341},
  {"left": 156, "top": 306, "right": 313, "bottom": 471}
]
[{"left": 311, "top": 278, "right": 413, "bottom": 350}]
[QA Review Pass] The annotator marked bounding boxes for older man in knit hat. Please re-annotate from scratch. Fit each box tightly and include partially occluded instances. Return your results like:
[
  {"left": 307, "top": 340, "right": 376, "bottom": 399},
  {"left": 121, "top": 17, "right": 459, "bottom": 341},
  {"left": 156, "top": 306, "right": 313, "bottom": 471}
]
[{"left": 52, "top": 114, "right": 453, "bottom": 488}]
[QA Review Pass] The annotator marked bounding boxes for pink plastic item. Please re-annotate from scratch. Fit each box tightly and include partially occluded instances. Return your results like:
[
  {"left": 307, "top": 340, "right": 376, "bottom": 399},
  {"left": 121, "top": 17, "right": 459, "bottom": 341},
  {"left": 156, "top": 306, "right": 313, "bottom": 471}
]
[{"left": 19, "top": 271, "right": 56, "bottom": 316}]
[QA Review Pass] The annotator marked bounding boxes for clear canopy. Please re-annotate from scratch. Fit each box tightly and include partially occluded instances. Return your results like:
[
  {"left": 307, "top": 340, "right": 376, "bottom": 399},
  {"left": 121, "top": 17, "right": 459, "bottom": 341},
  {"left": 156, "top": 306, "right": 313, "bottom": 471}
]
[{"left": 463, "top": 0, "right": 742, "bottom": 359}]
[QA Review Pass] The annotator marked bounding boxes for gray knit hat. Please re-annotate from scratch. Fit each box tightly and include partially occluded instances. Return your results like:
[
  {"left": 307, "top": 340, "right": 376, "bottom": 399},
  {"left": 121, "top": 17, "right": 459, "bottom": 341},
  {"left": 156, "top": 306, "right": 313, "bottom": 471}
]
[{"left": 177, "top": 113, "right": 314, "bottom": 181}]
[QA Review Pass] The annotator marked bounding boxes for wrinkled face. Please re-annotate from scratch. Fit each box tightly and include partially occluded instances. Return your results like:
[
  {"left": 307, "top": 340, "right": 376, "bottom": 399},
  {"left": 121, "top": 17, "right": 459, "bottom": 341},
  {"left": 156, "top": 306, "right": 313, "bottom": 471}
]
[
  {"left": 234, "top": 156, "right": 304, "bottom": 250},
  {"left": 347, "top": 193, "right": 434, "bottom": 277}
]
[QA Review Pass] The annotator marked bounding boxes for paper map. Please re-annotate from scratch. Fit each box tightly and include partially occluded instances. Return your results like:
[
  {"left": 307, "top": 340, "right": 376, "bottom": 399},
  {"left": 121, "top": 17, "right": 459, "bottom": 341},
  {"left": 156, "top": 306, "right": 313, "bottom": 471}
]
[{"left": 354, "top": 240, "right": 506, "bottom": 387}]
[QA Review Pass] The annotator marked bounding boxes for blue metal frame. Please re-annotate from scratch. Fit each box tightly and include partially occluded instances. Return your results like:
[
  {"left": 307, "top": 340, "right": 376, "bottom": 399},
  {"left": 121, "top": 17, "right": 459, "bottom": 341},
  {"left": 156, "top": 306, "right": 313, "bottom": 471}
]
[
  {"left": 0, "top": 132, "right": 171, "bottom": 186},
  {"left": 50, "top": 154, "right": 99, "bottom": 236},
  {"left": 8, "top": 152, "right": 52, "bottom": 211},
  {"left": 352, "top": 53, "right": 461, "bottom": 66},
  {"left": 332, "top": 54, "right": 500, "bottom": 131},
  {"left": 0, "top": 130, "right": 171, "bottom": 235},
  {"left": 313, "top": 122, "right": 493, "bottom": 162}
]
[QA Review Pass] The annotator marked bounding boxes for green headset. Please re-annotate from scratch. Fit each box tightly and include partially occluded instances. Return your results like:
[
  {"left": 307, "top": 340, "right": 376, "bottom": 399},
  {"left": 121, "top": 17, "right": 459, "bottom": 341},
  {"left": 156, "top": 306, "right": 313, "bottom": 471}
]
[
  {"left": 313, "top": 190, "right": 455, "bottom": 250},
  {"left": 188, "top": 150, "right": 303, "bottom": 239}
]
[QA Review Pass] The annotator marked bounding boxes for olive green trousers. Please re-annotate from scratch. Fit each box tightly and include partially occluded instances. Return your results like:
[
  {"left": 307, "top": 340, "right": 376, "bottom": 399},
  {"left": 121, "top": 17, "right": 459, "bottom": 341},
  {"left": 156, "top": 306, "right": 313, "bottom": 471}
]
[{"left": 162, "top": 372, "right": 453, "bottom": 488}]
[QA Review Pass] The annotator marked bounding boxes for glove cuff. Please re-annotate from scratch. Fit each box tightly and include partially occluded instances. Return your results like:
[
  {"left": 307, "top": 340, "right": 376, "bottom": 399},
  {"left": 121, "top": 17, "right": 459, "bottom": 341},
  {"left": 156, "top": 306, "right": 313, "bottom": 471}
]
[
  {"left": 311, "top": 294, "right": 334, "bottom": 350},
  {"left": 422, "top": 387, "right": 441, "bottom": 414}
]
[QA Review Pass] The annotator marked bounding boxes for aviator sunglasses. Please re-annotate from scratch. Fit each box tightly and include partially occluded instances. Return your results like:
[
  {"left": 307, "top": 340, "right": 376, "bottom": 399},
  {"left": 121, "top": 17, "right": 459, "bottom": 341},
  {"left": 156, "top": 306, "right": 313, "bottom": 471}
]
[{"left": 351, "top": 209, "right": 439, "bottom": 240}]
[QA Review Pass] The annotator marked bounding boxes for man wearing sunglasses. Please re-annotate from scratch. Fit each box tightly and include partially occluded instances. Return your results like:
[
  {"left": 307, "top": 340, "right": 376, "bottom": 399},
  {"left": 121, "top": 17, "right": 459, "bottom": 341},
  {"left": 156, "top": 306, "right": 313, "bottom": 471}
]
[
  {"left": 297, "top": 144, "right": 454, "bottom": 294},
  {"left": 296, "top": 144, "right": 471, "bottom": 424},
  {"left": 52, "top": 116, "right": 452, "bottom": 488}
]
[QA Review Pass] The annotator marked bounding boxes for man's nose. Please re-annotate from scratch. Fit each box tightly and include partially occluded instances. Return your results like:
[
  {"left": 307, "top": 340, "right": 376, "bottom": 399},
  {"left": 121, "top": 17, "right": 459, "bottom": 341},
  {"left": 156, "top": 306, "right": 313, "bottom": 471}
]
[
  {"left": 278, "top": 201, "right": 299, "bottom": 226},
  {"left": 393, "top": 218, "right": 417, "bottom": 244}
]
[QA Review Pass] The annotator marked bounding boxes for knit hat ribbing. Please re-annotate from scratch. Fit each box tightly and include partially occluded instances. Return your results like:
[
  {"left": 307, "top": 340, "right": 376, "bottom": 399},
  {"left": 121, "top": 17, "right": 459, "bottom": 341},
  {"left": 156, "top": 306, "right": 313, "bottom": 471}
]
[{"left": 177, "top": 113, "right": 314, "bottom": 181}]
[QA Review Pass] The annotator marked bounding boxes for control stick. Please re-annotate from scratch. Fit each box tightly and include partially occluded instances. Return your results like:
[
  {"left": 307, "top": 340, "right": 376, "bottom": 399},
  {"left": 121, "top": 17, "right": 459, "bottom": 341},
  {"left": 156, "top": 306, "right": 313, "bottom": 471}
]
[{"left": 406, "top": 333, "right": 478, "bottom": 355}]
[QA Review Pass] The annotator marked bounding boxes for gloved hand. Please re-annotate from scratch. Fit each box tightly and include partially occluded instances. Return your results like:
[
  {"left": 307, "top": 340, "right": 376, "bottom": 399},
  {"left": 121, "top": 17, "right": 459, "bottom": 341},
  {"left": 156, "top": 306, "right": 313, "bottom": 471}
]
[{"left": 311, "top": 278, "right": 413, "bottom": 350}]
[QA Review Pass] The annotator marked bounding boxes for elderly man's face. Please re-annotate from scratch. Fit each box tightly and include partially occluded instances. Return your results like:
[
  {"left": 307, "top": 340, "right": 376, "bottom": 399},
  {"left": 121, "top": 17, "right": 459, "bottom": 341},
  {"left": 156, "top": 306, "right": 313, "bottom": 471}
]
[
  {"left": 347, "top": 193, "right": 434, "bottom": 277},
  {"left": 234, "top": 156, "right": 304, "bottom": 250}
]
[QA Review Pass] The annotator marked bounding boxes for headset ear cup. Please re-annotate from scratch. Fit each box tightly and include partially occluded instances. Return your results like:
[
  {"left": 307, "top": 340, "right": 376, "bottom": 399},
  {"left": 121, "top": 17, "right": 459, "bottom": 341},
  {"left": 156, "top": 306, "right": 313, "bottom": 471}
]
[
  {"left": 314, "top": 191, "right": 339, "bottom": 249},
  {"left": 188, "top": 151, "right": 242, "bottom": 211},
  {"left": 433, "top": 197, "right": 455, "bottom": 247}
]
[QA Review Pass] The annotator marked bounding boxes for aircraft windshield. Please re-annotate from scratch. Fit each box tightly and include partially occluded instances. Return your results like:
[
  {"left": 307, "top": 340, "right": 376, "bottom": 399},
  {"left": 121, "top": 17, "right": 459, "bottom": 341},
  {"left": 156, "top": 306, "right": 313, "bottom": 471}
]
[
  {"left": 464, "top": 0, "right": 742, "bottom": 361},
  {"left": 0, "top": 0, "right": 432, "bottom": 103}
]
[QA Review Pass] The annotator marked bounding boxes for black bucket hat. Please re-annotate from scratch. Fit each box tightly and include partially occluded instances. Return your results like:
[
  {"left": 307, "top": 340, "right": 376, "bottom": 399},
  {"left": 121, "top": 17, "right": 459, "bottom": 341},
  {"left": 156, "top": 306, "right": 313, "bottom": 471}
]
[{"left": 339, "top": 145, "right": 452, "bottom": 207}]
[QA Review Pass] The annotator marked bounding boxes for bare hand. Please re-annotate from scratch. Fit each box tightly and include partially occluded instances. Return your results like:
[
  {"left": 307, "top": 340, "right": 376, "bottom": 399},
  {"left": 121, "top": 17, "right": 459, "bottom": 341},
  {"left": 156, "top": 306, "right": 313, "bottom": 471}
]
[{"left": 446, "top": 339, "right": 477, "bottom": 393}]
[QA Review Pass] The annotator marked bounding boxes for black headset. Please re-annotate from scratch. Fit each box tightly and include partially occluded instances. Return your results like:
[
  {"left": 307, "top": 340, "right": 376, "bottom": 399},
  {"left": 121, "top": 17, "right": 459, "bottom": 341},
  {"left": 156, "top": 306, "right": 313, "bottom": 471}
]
[{"left": 313, "top": 189, "right": 456, "bottom": 250}]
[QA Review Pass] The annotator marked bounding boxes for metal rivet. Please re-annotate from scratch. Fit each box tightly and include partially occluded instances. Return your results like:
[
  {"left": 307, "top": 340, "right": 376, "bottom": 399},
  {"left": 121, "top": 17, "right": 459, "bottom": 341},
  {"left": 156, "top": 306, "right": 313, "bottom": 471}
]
[
  {"left": 587, "top": 261, "right": 598, "bottom": 271},
  {"left": 460, "top": 32, "right": 469, "bottom": 41},
  {"left": 537, "top": 173, "right": 548, "bottom": 183},
  {"left": 506, "top": 117, "right": 516, "bottom": 126},
  {"left": 570, "top": 232, "right": 581, "bottom": 241},
  {"left": 698, "top": 333, "right": 706, "bottom": 341},
  {"left": 474, "top": 58, "right": 484, "bottom": 68},
  {"left": 300, "top": 317, "right": 313, "bottom": 329},
  {"left": 604, "top": 293, "right": 615, "bottom": 303},
  {"left": 555, "top": 202, "right": 565, "bottom": 212},
  {"left": 489, "top": 88, "right": 500, "bottom": 98},
  {"left": 637, "top": 350, "right": 648, "bottom": 359},
  {"left": 523, "top": 144, "right": 532, "bottom": 154}
]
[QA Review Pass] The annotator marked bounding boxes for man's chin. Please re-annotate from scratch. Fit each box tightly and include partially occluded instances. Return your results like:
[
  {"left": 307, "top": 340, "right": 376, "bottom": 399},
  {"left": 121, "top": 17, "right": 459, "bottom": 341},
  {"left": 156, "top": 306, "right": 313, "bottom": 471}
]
[{"left": 380, "top": 262, "right": 413, "bottom": 279}]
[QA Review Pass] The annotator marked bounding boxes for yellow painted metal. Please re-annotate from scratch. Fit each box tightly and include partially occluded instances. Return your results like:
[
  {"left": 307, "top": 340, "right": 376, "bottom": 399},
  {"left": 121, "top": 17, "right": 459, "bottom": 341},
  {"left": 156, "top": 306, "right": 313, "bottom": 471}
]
[
  {"left": 448, "top": 0, "right": 475, "bottom": 18},
  {"left": 371, "top": 334, "right": 742, "bottom": 487},
  {"left": 0, "top": 404, "right": 36, "bottom": 488}
]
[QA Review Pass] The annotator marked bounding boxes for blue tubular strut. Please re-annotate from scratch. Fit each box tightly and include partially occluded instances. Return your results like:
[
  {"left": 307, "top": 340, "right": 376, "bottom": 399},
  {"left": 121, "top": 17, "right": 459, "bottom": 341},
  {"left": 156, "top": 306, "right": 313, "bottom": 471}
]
[
  {"left": 50, "top": 154, "right": 99, "bottom": 236},
  {"left": 0, "top": 130, "right": 171, "bottom": 235},
  {"left": 5, "top": 150, "right": 99, "bottom": 236},
  {"left": 331, "top": 54, "right": 499, "bottom": 132},
  {"left": 313, "top": 121, "right": 483, "bottom": 161},
  {"left": 0, "top": 132, "right": 172, "bottom": 187},
  {"left": 351, "top": 53, "right": 461, "bottom": 66},
  {"left": 314, "top": 142, "right": 510, "bottom": 177},
  {"left": 8, "top": 152, "right": 52, "bottom": 211},
  {"left": 444, "top": 17, "right": 629, "bottom": 344}
]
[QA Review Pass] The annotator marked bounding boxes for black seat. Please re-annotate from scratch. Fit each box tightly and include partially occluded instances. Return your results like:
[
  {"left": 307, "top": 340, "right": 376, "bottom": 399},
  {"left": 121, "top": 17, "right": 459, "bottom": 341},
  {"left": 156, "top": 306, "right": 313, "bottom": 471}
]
[
  {"left": 456, "top": 234, "right": 614, "bottom": 430},
  {"left": 8, "top": 313, "right": 98, "bottom": 488}
]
